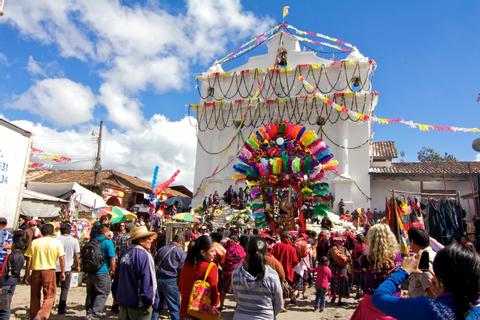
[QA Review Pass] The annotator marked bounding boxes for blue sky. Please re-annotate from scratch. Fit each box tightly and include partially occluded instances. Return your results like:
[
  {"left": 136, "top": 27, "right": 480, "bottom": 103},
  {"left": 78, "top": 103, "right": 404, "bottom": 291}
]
[{"left": 0, "top": 0, "right": 479, "bottom": 186}]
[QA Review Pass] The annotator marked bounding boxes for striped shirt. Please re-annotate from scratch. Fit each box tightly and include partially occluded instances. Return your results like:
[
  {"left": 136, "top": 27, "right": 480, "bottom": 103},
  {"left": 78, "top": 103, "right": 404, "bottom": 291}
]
[
  {"left": 0, "top": 229, "right": 12, "bottom": 265},
  {"left": 232, "top": 264, "right": 283, "bottom": 320}
]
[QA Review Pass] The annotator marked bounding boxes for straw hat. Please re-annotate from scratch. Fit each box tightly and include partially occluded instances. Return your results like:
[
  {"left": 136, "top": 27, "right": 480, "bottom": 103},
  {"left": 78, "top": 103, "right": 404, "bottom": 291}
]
[{"left": 129, "top": 226, "right": 157, "bottom": 241}]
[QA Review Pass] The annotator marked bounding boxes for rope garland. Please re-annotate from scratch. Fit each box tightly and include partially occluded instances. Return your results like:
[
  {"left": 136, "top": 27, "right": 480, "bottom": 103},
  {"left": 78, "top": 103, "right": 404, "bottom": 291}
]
[
  {"left": 196, "top": 61, "right": 375, "bottom": 101},
  {"left": 191, "top": 93, "right": 377, "bottom": 132},
  {"left": 320, "top": 127, "right": 371, "bottom": 149},
  {"left": 353, "top": 178, "right": 372, "bottom": 200}
]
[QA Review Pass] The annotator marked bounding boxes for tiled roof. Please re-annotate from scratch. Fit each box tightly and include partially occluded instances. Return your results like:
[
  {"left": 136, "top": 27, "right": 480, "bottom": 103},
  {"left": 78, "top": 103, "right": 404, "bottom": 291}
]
[
  {"left": 371, "top": 141, "right": 398, "bottom": 160},
  {"left": 370, "top": 161, "right": 480, "bottom": 176},
  {"left": 26, "top": 169, "right": 190, "bottom": 197}
]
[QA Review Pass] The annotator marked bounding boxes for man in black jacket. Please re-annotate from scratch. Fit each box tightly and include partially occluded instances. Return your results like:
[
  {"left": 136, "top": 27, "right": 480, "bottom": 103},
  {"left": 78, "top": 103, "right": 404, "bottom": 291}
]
[{"left": 0, "top": 236, "right": 26, "bottom": 319}]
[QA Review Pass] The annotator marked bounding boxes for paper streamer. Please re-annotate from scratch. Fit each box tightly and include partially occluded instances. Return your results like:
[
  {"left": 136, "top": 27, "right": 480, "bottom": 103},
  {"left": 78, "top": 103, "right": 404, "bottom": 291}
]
[
  {"left": 298, "top": 76, "right": 480, "bottom": 133},
  {"left": 215, "top": 21, "right": 354, "bottom": 65}
]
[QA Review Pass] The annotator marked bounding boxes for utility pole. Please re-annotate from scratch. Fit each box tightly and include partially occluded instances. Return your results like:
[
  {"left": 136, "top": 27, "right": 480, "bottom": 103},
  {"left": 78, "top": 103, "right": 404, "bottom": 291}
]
[{"left": 93, "top": 120, "right": 103, "bottom": 189}]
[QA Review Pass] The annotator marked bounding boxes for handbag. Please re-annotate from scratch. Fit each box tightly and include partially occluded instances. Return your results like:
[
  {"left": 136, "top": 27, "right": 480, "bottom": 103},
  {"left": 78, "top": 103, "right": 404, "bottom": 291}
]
[{"left": 187, "top": 262, "right": 220, "bottom": 320}]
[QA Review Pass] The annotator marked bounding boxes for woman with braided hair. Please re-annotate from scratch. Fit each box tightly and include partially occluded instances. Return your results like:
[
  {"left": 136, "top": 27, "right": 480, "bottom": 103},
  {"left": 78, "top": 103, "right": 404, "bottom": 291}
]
[
  {"left": 373, "top": 244, "right": 480, "bottom": 319},
  {"left": 232, "top": 236, "right": 283, "bottom": 320}
]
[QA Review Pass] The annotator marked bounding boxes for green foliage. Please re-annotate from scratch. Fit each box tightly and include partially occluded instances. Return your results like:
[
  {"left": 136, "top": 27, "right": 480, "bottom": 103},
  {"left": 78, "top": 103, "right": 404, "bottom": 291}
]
[{"left": 417, "top": 147, "right": 457, "bottom": 162}]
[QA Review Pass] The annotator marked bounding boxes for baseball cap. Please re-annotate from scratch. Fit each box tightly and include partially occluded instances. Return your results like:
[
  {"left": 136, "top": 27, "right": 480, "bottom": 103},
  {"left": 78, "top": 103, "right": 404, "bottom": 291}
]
[
  {"left": 0, "top": 218, "right": 7, "bottom": 225},
  {"left": 28, "top": 220, "right": 37, "bottom": 226}
]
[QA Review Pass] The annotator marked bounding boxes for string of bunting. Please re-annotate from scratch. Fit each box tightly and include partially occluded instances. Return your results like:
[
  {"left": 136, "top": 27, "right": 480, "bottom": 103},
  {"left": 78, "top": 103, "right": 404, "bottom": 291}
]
[
  {"left": 216, "top": 23, "right": 354, "bottom": 65},
  {"left": 197, "top": 60, "right": 375, "bottom": 80},
  {"left": 29, "top": 147, "right": 94, "bottom": 170},
  {"left": 298, "top": 76, "right": 480, "bottom": 133},
  {"left": 30, "top": 147, "right": 73, "bottom": 163}
]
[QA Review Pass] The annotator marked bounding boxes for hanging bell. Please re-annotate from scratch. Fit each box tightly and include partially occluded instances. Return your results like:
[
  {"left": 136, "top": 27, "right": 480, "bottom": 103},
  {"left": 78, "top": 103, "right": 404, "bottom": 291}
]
[
  {"left": 350, "top": 77, "right": 362, "bottom": 92},
  {"left": 279, "top": 51, "right": 288, "bottom": 67},
  {"left": 207, "top": 86, "right": 215, "bottom": 97}
]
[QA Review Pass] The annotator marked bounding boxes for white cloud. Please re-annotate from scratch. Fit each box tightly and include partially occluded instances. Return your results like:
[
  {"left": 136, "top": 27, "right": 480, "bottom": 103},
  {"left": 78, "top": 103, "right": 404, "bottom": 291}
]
[
  {"left": 26, "top": 56, "right": 44, "bottom": 76},
  {"left": 102, "top": 55, "right": 185, "bottom": 93},
  {"left": 1, "top": 1, "right": 94, "bottom": 60},
  {"left": 26, "top": 56, "right": 64, "bottom": 78},
  {"left": 10, "top": 116, "right": 197, "bottom": 189},
  {"left": 102, "top": 114, "right": 198, "bottom": 188},
  {"left": 0, "top": 52, "right": 7, "bottom": 65},
  {"left": 1, "top": 0, "right": 273, "bottom": 128},
  {"left": 10, "top": 78, "right": 96, "bottom": 126},
  {"left": 97, "top": 83, "right": 143, "bottom": 130},
  {"left": 2, "top": 0, "right": 272, "bottom": 188}
]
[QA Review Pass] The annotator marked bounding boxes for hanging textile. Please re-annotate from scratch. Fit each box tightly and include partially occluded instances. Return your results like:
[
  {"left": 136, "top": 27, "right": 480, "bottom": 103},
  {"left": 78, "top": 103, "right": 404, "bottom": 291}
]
[
  {"left": 422, "top": 198, "right": 464, "bottom": 245},
  {"left": 387, "top": 194, "right": 465, "bottom": 246}
]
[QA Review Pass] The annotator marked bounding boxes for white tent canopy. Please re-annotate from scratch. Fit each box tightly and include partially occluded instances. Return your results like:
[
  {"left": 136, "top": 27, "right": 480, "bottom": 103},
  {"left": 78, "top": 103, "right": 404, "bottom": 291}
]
[
  {"left": 27, "top": 182, "right": 106, "bottom": 210},
  {"left": 21, "top": 189, "right": 67, "bottom": 218}
]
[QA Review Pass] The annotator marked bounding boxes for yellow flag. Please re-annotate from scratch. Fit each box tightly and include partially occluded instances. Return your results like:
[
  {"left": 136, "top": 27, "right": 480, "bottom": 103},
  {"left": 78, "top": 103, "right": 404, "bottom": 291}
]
[{"left": 282, "top": 6, "right": 289, "bottom": 20}]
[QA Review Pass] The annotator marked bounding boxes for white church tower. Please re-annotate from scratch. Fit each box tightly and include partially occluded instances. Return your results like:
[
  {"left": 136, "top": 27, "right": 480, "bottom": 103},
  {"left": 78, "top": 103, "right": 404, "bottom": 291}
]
[{"left": 191, "top": 28, "right": 378, "bottom": 212}]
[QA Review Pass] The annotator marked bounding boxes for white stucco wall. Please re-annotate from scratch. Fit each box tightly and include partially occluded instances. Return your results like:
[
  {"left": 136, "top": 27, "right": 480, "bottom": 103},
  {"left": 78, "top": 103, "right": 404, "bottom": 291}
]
[
  {"left": 371, "top": 177, "right": 476, "bottom": 221},
  {"left": 193, "top": 31, "right": 377, "bottom": 208}
]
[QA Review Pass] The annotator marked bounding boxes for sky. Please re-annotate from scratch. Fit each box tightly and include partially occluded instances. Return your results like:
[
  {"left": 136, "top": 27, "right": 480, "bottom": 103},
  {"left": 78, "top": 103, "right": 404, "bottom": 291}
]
[{"left": 1, "top": 0, "right": 480, "bottom": 189}]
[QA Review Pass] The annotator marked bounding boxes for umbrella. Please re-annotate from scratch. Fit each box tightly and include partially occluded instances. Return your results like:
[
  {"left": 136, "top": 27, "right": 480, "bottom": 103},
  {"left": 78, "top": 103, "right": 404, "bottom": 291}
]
[
  {"left": 171, "top": 212, "right": 200, "bottom": 223},
  {"left": 97, "top": 206, "right": 137, "bottom": 224}
]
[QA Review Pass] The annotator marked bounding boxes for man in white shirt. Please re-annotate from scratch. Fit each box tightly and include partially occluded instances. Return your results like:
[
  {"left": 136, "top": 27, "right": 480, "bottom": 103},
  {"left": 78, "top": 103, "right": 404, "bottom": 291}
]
[{"left": 56, "top": 223, "right": 80, "bottom": 314}]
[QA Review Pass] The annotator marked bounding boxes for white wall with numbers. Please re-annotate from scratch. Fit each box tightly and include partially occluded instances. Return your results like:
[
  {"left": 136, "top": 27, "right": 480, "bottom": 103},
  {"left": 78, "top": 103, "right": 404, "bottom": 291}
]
[{"left": 0, "top": 120, "right": 31, "bottom": 229}]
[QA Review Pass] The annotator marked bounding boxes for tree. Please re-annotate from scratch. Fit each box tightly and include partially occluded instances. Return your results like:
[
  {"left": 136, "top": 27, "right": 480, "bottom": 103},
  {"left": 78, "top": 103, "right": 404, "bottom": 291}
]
[{"left": 417, "top": 147, "right": 457, "bottom": 162}]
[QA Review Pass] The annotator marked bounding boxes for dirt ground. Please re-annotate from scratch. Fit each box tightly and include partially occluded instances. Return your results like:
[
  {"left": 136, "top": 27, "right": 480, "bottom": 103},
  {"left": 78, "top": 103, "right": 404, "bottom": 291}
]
[{"left": 9, "top": 283, "right": 356, "bottom": 320}]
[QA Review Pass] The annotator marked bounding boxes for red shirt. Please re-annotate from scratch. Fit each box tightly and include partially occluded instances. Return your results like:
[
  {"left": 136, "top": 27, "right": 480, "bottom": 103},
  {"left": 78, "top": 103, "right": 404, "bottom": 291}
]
[
  {"left": 179, "top": 260, "right": 219, "bottom": 317},
  {"left": 271, "top": 241, "right": 299, "bottom": 283}
]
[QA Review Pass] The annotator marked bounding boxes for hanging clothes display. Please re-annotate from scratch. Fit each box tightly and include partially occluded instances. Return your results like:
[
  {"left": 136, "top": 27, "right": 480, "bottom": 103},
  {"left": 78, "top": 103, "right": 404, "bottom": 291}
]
[
  {"left": 422, "top": 198, "right": 464, "bottom": 245},
  {"left": 386, "top": 197, "right": 424, "bottom": 255},
  {"left": 386, "top": 194, "right": 464, "bottom": 248}
]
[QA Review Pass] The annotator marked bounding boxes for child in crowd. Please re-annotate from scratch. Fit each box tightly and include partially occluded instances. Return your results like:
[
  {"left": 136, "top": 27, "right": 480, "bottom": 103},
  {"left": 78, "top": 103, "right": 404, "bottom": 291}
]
[{"left": 314, "top": 256, "right": 332, "bottom": 312}]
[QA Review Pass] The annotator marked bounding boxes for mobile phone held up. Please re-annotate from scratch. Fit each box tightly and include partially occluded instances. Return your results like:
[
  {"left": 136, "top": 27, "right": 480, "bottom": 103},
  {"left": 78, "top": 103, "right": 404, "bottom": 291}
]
[{"left": 418, "top": 251, "right": 430, "bottom": 271}]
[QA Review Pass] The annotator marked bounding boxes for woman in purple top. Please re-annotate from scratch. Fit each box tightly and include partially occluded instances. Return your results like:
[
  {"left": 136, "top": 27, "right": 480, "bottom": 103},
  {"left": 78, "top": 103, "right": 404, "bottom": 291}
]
[{"left": 350, "top": 224, "right": 402, "bottom": 320}]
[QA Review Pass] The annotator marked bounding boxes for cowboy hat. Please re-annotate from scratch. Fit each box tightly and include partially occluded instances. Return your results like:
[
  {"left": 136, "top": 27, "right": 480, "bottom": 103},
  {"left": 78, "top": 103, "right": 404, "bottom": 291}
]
[{"left": 129, "top": 226, "right": 157, "bottom": 241}]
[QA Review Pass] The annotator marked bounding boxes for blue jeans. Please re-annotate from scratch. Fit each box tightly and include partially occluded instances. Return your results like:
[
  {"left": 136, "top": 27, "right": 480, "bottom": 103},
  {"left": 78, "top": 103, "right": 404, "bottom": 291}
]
[
  {"left": 0, "top": 283, "right": 16, "bottom": 320},
  {"left": 315, "top": 286, "right": 327, "bottom": 310},
  {"left": 151, "top": 277, "right": 180, "bottom": 320},
  {"left": 0, "top": 309, "right": 9, "bottom": 320}
]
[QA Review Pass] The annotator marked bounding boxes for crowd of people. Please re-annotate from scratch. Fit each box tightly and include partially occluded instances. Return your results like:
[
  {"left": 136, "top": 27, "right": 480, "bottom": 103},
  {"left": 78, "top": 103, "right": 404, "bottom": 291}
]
[
  {"left": 203, "top": 186, "right": 250, "bottom": 210},
  {"left": 0, "top": 205, "right": 478, "bottom": 320}
]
